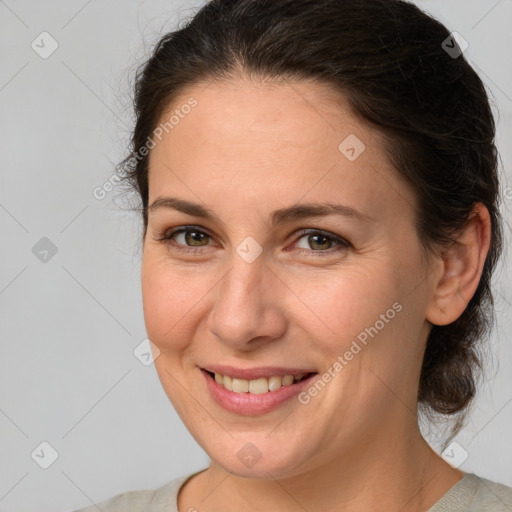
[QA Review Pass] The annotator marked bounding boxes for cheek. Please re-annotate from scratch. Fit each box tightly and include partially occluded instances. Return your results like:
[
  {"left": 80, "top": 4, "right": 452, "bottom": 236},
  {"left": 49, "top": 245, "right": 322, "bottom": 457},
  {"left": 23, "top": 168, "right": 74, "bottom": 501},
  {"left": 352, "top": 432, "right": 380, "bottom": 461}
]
[
  {"left": 314, "top": 273, "right": 425, "bottom": 400},
  {"left": 287, "top": 264, "right": 402, "bottom": 345},
  {"left": 141, "top": 255, "right": 207, "bottom": 349},
  {"left": 290, "top": 263, "right": 421, "bottom": 397}
]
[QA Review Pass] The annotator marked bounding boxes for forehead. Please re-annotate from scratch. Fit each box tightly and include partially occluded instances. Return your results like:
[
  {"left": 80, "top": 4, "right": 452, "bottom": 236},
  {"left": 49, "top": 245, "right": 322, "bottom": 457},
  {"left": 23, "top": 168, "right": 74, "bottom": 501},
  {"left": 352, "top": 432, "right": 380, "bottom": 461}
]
[
  {"left": 147, "top": 77, "right": 415, "bottom": 222},
  {"left": 156, "top": 77, "right": 364, "bottom": 153}
]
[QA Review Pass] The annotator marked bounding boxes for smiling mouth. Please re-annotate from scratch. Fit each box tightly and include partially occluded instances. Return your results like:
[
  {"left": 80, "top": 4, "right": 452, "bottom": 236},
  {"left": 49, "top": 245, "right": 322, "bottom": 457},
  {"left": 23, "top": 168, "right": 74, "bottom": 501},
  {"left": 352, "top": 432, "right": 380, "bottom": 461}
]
[{"left": 203, "top": 369, "right": 317, "bottom": 394}]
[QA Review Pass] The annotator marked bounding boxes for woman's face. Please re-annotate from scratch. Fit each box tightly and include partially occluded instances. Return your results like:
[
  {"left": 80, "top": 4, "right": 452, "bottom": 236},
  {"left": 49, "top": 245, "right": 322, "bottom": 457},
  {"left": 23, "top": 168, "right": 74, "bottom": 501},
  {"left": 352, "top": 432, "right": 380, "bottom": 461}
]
[{"left": 141, "top": 77, "right": 440, "bottom": 478}]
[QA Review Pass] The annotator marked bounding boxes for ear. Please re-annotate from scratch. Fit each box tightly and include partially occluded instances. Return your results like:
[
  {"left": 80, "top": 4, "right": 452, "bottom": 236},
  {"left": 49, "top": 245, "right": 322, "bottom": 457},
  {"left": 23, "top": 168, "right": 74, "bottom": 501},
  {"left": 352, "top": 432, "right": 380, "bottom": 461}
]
[{"left": 426, "top": 202, "right": 491, "bottom": 326}]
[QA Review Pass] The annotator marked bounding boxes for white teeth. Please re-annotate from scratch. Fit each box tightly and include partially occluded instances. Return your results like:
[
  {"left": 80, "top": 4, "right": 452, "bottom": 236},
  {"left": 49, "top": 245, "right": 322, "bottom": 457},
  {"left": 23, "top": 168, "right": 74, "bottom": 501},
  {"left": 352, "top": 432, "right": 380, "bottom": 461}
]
[
  {"left": 232, "top": 378, "right": 249, "bottom": 393},
  {"left": 282, "top": 374, "right": 294, "bottom": 386},
  {"left": 268, "top": 375, "right": 283, "bottom": 392},
  {"left": 223, "top": 375, "right": 233, "bottom": 391},
  {"left": 213, "top": 372, "right": 309, "bottom": 394},
  {"left": 249, "top": 378, "right": 268, "bottom": 394}
]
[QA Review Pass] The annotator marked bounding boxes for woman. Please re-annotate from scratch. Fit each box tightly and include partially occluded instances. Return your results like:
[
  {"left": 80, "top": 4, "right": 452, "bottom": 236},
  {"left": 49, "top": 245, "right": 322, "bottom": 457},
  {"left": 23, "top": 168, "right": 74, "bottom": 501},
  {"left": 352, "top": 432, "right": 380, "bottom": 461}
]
[{"left": 74, "top": 0, "right": 512, "bottom": 510}]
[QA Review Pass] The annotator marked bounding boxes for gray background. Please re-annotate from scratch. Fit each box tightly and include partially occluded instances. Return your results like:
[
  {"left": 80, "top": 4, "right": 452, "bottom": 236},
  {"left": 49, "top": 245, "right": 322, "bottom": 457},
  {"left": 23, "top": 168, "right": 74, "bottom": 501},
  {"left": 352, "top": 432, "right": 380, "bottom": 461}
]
[{"left": 0, "top": 1, "right": 511, "bottom": 511}]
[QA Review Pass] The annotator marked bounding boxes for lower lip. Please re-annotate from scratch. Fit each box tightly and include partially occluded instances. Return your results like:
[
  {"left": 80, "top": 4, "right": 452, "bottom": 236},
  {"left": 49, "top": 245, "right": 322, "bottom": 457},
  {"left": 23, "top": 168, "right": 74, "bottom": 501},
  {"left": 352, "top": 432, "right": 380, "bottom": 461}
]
[{"left": 201, "top": 368, "right": 318, "bottom": 415}]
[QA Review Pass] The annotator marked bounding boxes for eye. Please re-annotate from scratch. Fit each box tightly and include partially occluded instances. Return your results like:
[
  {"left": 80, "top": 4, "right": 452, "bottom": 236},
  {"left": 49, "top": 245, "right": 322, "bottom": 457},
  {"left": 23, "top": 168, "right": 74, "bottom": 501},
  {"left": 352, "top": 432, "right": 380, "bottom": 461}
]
[
  {"left": 291, "top": 229, "right": 350, "bottom": 256},
  {"left": 156, "top": 225, "right": 351, "bottom": 257},
  {"left": 157, "top": 226, "right": 215, "bottom": 254}
]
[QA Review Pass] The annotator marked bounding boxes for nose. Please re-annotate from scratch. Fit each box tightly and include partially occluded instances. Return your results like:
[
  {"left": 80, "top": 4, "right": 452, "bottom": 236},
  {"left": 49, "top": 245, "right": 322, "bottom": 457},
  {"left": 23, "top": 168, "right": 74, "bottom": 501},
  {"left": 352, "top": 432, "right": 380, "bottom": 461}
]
[{"left": 206, "top": 252, "right": 287, "bottom": 351}]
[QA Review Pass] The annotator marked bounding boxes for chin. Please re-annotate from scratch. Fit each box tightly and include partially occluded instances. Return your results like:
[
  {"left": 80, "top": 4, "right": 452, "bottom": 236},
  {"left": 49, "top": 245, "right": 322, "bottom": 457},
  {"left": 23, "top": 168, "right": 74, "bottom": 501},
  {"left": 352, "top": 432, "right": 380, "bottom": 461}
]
[{"left": 200, "top": 435, "right": 310, "bottom": 480}]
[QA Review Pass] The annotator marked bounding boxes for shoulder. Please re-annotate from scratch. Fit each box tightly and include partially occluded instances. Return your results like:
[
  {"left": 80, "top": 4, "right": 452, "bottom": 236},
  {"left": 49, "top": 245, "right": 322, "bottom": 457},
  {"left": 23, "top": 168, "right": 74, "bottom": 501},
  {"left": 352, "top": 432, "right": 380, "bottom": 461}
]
[
  {"left": 71, "top": 488, "right": 155, "bottom": 512},
  {"left": 428, "top": 472, "right": 512, "bottom": 511},
  {"left": 70, "top": 473, "right": 195, "bottom": 512},
  {"left": 469, "top": 473, "right": 512, "bottom": 510}
]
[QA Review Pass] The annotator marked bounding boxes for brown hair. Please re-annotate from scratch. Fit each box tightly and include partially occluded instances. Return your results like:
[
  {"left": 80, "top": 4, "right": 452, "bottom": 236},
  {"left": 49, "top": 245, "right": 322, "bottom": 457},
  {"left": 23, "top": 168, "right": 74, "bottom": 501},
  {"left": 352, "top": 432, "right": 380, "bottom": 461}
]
[{"left": 117, "top": 0, "right": 504, "bottom": 445}]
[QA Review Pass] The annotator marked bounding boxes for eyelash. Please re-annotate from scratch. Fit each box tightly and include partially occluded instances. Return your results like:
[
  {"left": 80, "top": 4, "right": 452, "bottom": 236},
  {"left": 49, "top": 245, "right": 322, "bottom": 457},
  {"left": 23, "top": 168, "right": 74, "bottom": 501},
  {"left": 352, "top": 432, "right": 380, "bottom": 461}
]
[{"left": 156, "top": 225, "right": 351, "bottom": 257}]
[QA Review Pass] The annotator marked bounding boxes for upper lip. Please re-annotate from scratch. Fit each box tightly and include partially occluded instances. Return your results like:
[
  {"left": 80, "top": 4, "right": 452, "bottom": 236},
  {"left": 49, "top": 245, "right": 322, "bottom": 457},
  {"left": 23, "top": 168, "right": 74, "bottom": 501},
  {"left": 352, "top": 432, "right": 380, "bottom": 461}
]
[{"left": 201, "top": 364, "right": 317, "bottom": 380}]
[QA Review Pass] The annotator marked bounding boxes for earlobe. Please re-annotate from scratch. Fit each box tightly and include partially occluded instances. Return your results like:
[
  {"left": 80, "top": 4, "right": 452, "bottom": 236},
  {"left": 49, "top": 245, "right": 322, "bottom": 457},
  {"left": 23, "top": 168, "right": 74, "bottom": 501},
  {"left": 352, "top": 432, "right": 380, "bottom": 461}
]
[{"left": 426, "top": 203, "right": 491, "bottom": 326}]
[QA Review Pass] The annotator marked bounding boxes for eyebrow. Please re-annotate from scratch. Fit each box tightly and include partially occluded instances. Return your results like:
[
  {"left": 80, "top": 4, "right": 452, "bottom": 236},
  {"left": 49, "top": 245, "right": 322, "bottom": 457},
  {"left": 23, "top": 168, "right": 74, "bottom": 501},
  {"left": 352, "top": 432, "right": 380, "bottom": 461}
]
[{"left": 147, "top": 196, "right": 374, "bottom": 228}]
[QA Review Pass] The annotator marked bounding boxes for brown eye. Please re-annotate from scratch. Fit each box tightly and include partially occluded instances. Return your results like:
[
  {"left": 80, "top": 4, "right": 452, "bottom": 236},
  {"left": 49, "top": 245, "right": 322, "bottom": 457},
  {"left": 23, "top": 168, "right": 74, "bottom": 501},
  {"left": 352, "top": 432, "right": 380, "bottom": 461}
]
[
  {"left": 293, "top": 229, "right": 350, "bottom": 255},
  {"left": 181, "top": 229, "right": 209, "bottom": 246},
  {"left": 159, "top": 226, "right": 213, "bottom": 251},
  {"left": 304, "top": 233, "right": 333, "bottom": 251}
]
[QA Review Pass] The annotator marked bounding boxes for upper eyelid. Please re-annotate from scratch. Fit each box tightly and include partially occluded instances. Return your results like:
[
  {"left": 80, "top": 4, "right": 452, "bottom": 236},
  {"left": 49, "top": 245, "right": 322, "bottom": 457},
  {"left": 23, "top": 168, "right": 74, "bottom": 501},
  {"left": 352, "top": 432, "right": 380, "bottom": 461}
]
[{"left": 164, "top": 225, "right": 216, "bottom": 243}]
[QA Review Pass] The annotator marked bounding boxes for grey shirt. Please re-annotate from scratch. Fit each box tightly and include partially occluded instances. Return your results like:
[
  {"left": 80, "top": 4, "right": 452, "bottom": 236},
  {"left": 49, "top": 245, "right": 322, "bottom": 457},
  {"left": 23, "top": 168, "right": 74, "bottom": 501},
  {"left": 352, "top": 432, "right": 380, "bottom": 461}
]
[{"left": 71, "top": 470, "right": 512, "bottom": 511}]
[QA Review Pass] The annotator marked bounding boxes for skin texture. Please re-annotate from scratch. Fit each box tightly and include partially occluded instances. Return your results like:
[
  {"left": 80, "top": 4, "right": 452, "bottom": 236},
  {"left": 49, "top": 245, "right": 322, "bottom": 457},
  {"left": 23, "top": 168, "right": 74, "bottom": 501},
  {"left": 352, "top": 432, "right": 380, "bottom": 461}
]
[{"left": 141, "top": 76, "right": 490, "bottom": 511}]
